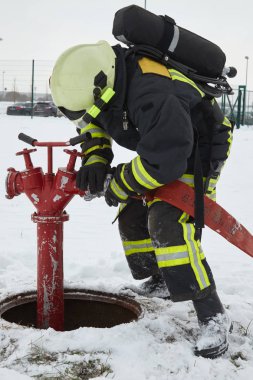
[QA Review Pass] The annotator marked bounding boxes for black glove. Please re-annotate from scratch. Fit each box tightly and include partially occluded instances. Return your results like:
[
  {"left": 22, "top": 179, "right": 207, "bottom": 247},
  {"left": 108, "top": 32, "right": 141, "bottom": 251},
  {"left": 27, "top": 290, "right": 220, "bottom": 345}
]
[{"left": 76, "top": 158, "right": 108, "bottom": 194}]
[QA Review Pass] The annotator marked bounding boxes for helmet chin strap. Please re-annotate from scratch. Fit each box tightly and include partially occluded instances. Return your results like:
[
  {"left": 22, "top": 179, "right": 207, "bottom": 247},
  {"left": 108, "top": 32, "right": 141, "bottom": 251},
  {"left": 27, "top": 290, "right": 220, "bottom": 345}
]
[
  {"left": 75, "top": 70, "right": 115, "bottom": 130},
  {"left": 78, "top": 70, "right": 115, "bottom": 128}
]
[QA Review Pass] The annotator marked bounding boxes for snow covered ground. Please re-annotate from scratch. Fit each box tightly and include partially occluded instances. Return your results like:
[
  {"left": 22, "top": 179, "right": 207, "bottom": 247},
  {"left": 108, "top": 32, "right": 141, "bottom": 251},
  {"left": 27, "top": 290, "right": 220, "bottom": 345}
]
[{"left": 0, "top": 109, "right": 253, "bottom": 379}]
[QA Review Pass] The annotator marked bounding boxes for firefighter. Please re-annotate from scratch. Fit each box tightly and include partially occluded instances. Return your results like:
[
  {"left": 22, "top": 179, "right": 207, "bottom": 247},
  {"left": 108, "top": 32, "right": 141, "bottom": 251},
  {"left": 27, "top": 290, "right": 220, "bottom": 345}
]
[{"left": 50, "top": 40, "right": 233, "bottom": 359}]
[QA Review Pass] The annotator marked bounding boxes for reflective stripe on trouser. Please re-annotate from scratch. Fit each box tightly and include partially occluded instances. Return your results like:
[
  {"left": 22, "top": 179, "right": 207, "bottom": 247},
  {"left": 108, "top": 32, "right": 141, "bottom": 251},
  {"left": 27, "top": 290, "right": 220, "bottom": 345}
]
[
  {"left": 148, "top": 201, "right": 215, "bottom": 301},
  {"left": 118, "top": 199, "right": 159, "bottom": 280}
]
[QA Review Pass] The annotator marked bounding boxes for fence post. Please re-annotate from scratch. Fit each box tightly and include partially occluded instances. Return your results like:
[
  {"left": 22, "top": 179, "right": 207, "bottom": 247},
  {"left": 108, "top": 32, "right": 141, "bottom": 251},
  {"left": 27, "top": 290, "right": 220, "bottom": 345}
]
[
  {"left": 31, "top": 59, "right": 35, "bottom": 118},
  {"left": 236, "top": 89, "right": 242, "bottom": 129}
]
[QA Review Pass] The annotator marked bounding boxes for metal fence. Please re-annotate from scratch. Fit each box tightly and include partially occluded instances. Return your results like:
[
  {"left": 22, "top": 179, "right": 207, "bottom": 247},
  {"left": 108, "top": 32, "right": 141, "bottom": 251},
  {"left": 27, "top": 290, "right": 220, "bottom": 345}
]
[
  {"left": 1, "top": 60, "right": 253, "bottom": 127},
  {"left": 219, "top": 87, "right": 253, "bottom": 127},
  {"left": 0, "top": 60, "right": 54, "bottom": 102}
]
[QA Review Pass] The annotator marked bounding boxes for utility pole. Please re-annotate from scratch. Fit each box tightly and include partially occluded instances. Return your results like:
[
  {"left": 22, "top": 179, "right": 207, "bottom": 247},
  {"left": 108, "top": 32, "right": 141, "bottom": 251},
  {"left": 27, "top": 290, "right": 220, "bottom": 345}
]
[{"left": 144, "top": 0, "right": 147, "bottom": 9}]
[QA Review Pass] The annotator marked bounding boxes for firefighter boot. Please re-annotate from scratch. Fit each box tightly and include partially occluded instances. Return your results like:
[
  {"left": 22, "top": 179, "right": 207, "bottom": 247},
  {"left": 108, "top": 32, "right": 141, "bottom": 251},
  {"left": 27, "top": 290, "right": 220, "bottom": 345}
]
[
  {"left": 193, "top": 290, "right": 232, "bottom": 359},
  {"left": 139, "top": 273, "right": 170, "bottom": 299}
]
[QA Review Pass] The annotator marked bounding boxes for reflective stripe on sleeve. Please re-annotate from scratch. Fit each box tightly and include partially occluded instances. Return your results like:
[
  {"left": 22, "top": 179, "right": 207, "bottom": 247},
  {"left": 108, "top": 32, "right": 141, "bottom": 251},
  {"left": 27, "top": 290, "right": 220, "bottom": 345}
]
[
  {"left": 223, "top": 116, "right": 232, "bottom": 127},
  {"left": 83, "top": 144, "right": 111, "bottom": 156},
  {"left": 80, "top": 123, "right": 111, "bottom": 140},
  {"left": 85, "top": 155, "right": 108, "bottom": 166},
  {"left": 131, "top": 156, "right": 163, "bottom": 190},
  {"left": 178, "top": 173, "right": 195, "bottom": 187},
  {"left": 120, "top": 164, "right": 134, "bottom": 192},
  {"left": 110, "top": 178, "right": 128, "bottom": 201}
]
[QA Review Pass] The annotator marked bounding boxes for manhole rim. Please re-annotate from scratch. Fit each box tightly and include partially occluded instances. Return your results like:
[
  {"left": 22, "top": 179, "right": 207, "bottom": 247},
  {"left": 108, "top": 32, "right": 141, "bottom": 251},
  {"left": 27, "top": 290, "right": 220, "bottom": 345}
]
[{"left": 0, "top": 288, "right": 143, "bottom": 328}]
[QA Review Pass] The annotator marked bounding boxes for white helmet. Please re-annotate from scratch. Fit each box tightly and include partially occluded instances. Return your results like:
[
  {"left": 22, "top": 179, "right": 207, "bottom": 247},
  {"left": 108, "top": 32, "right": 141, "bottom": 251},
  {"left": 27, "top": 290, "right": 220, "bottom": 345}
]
[{"left": 50, "top": 40, "right": 116, "bottom": 116}]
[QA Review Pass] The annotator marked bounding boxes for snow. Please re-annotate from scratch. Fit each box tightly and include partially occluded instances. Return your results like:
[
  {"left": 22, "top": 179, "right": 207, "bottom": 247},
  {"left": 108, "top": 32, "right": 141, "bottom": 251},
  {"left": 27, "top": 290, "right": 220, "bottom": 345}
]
[{"left": 1, "top": 109, "right": 253, "bottom": 379}]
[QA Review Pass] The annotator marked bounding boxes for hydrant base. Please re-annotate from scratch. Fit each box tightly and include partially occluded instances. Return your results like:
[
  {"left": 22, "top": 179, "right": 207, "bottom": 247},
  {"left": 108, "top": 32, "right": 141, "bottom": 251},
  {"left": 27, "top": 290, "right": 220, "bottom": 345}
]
[{"left": 0, "top": 289, "right": 142, "bottom": 330}]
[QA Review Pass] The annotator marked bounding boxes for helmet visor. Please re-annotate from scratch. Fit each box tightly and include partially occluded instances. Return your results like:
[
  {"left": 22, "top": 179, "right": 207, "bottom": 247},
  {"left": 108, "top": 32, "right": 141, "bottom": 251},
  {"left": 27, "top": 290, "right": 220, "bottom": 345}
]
[{"left": 59, "top": 107, "right": 86, "bottom": 121}]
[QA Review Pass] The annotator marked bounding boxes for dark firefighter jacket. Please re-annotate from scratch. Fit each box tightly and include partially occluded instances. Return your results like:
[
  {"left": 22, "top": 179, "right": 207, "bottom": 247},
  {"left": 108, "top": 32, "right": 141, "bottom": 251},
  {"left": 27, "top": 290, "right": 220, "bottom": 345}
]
[{"left": 81, "top": 45, "right": 233, "bottom": 196}]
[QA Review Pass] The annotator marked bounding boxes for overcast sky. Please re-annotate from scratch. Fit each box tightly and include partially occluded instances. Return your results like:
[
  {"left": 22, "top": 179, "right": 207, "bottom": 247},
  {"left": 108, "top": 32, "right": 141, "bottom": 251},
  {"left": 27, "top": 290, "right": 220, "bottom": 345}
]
[{"left": 1, "top": 0, "right": 253, "bottom": 89}]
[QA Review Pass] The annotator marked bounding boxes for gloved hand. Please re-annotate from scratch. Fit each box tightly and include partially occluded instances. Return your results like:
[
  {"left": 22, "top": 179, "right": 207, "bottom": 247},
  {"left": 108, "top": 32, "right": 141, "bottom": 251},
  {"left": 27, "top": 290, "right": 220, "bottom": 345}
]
[
  {"left": 76, "top": 155, "right": 108, "bottom": 194},
  {"left": 104, "top": 175, "right": 129, "bottom": 207}
]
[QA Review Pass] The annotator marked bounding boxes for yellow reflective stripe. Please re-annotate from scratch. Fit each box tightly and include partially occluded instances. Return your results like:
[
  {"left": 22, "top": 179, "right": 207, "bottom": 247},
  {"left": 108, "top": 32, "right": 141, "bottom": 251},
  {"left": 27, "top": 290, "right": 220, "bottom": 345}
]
[
  {"left": 131, "top": 156, "right": 163, "bottom": 190},
  {"left": 113, "top": 203, "right": 127, "bottom": 222},
  {"left": 207, "top": 191, "right": 216, "bottom": 201},
  {"left": 158, "top": 253, "right": 205, "bottom": 268},
  {"left": 87, "top": 105, "right": 100, "bottom": 119},
  {"left": 124, "top": 246, "right": 154, "bottom": 256},
  {"left": 80, "top": 123, "right": 111, "bottom": 140},
  {"left": 222, "top": 116, "right": 233, "bottom": 158},
  {"left": 147, "top": 198, "right": 162, "bottom": 207},
  {"left": 178, "top": 174, "right": 195, "bottom": 188},
  {"left": 227, "top": 128, "right": 233, "bottom": 158},
  {"left": 158, "top": 257, "right": 190, "bottom": 267},
  {"left": 123, "top": 238, "right": 154, "bottom": 256},
  {"left": 180, "top": 174, "right": 217, "bottom": 200},
  {"left": 155, "top": 244, "right": 188, "bottom": 255},
  {"left": 206, "top": 177, "right": 219, "bottom": 195},
  {"left": 179, "top": 212, "right": 210, "bottom": 290},
  {"left": 80, "top": 123, "right": 104, "bottom": 134},
  {"left": 123, "top": 238, "right": 153, "bottom": 247},
  {"left": 119, "top": 203, "right": 127, "bottom": 212},
  {"left": 168, "top": 69, "right": 205, "bottom": 98},
  {"left": 209, "top": 177, "right": 218, "bottom": 184},
  {"left": 85, "top": 155, "right": 108, "bottom": 166},
  {"left": 84, "top": 144, "right": 111, "bottom": 156},
  {"left": 223, "top": 116, "right": 232, "bottom": 127},
  {"left": 179, "top": 174, "right": 213, "bottom": 190},
  {"left": 120, "top": 164, "right": 134, "bottom": 192},
  {"left": 101, "top": 88, "right": 115, "bottom": 103},
  {"left": 110, "top": 178, "right": 128, "bottom": 201}
]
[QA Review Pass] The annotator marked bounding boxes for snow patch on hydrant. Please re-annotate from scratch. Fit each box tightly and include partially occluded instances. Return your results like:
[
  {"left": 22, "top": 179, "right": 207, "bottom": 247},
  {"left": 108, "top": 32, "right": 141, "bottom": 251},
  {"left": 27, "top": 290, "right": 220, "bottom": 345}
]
[
  {"left": 60, "top": 176, "right": 69, "bottom": 189},
  {"left": 53, "top": 194, "right": 62, "bottom": 202},
  {"left": 31, "top": 193, "right": 39, "bottom": 204}
]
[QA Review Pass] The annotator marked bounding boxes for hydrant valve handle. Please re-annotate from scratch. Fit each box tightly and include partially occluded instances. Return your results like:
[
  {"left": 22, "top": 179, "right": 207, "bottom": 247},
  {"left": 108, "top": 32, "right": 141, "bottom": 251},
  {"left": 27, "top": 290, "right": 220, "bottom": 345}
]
[
  {"left": 18, "top": 133, "right": 38, "bottom": 146},
  {"left": 63, "top": 149, "right": 82, "bottom": 157},
  {"left": 16, "top": 148, "right": 37, "bottom": 156},
  {"left": 68, "top": 133, "right": 87, "bottom": 146}
]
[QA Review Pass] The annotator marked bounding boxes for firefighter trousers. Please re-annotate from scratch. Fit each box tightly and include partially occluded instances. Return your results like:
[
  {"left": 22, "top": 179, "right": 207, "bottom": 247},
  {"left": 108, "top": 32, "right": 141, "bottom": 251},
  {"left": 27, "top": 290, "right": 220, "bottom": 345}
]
[{"left": 118, "top": 199, "right": 216, "bottom": 302}]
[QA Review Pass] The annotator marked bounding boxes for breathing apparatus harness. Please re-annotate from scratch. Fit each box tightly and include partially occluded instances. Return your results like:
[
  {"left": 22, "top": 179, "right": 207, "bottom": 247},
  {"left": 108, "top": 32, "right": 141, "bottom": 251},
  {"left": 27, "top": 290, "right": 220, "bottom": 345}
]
[{"left": 126, "top": 44, "right": 236, "bottom": 98}]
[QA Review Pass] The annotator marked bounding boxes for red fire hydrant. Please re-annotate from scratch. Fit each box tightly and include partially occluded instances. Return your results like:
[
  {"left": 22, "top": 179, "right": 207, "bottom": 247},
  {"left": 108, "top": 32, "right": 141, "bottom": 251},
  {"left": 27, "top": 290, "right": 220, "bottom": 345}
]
[{"left": 5, "top": 133, "right": 86, "bottom": 331}]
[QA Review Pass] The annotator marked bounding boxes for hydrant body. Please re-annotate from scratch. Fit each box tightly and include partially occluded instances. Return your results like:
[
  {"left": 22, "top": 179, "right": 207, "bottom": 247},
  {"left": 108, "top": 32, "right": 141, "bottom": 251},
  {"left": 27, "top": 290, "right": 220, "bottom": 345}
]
[{"left": 6, "top": 140, "right": 84, "bottom": 331}]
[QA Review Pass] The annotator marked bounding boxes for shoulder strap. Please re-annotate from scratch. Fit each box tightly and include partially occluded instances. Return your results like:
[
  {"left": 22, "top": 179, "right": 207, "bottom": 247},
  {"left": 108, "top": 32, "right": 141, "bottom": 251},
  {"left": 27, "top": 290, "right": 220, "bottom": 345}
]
[
  {"left": 193, "top": 125, "right": 205, "bottom": 241},
  {"left": 126, "top": 44, "right": 233, "bottom": 97}
]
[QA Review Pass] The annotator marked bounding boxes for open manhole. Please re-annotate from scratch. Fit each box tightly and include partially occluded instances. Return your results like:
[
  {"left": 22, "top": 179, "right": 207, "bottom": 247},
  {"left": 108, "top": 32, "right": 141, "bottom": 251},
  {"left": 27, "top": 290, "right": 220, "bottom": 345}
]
[{"left": 0, "top": 289, "right": 142, "bottom": 331}]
